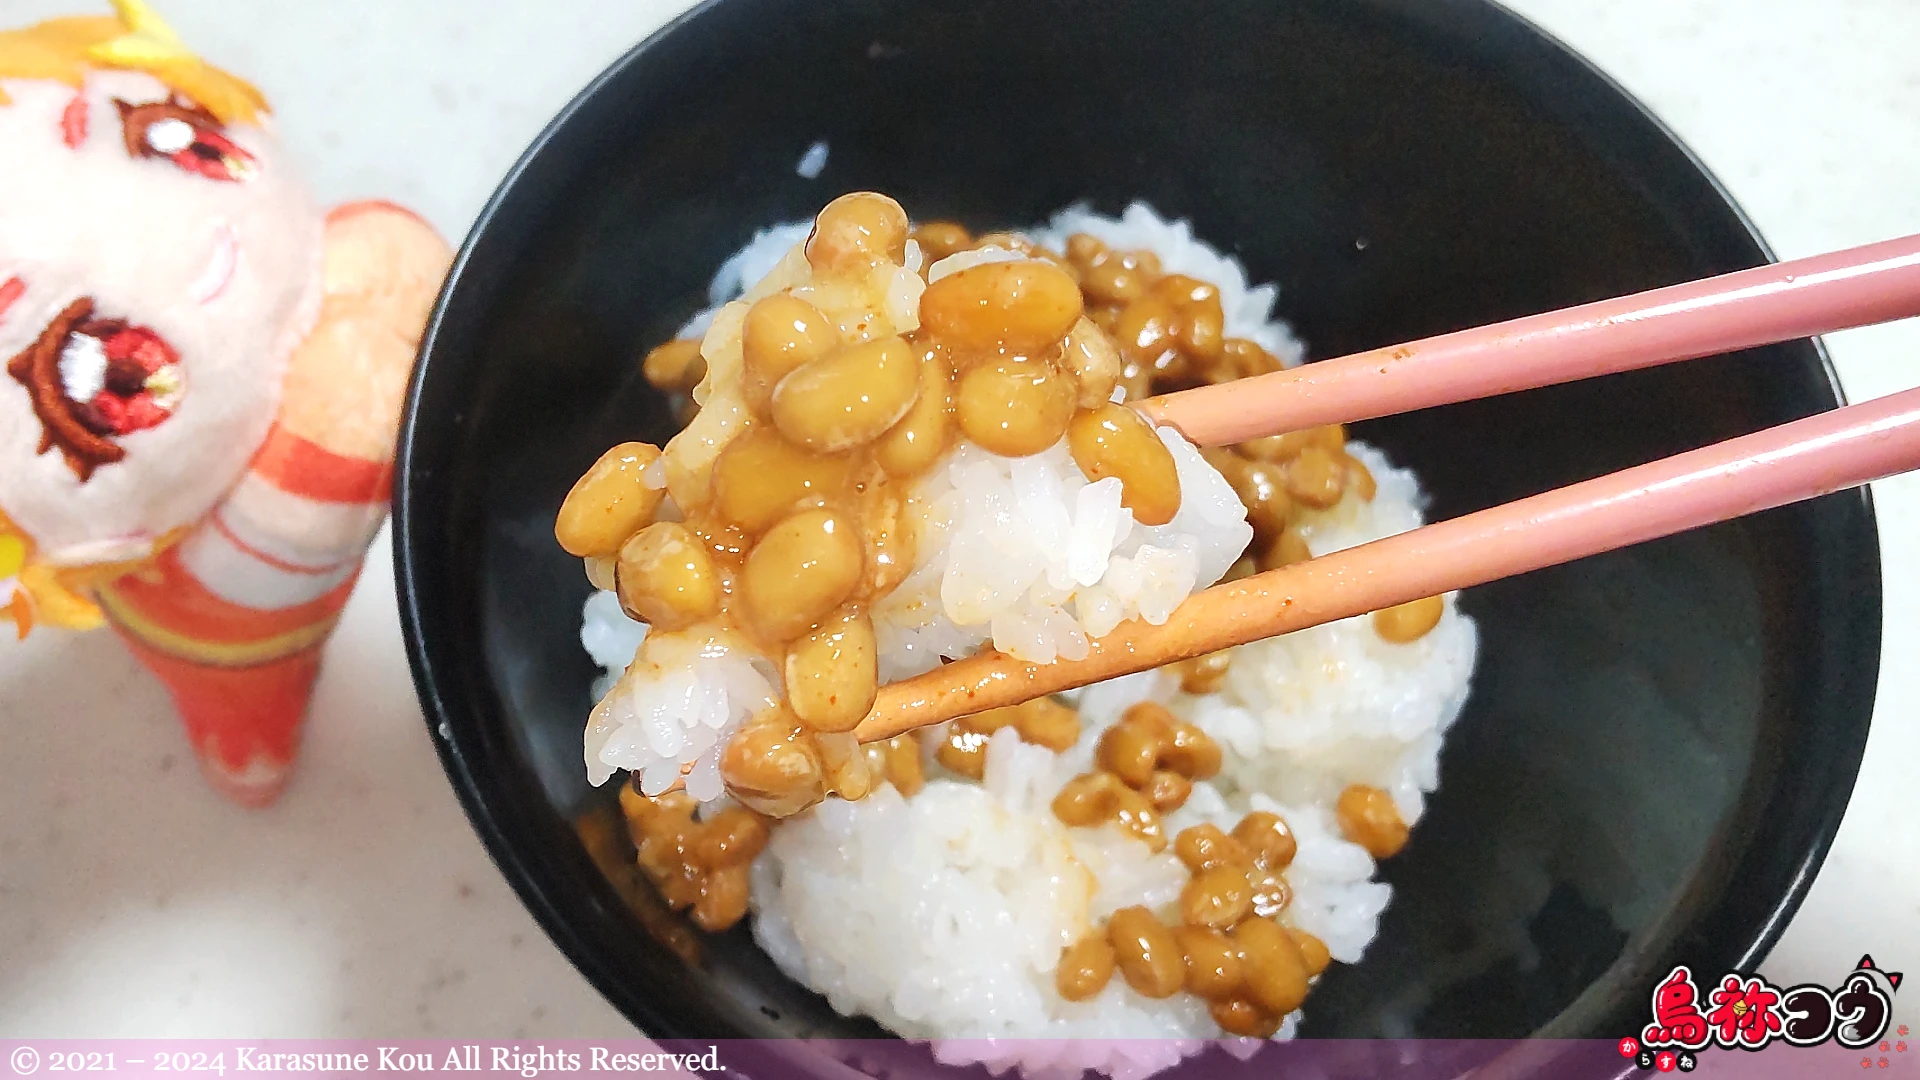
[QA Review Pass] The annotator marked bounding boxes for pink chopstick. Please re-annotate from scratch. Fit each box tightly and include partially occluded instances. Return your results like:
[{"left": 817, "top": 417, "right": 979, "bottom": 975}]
[
  {"left": 856, "top": 383, "right": 1920, "bottom": 741},
  {"left": 1135, "top": 233, "right": 1920, "bottom": 446}
]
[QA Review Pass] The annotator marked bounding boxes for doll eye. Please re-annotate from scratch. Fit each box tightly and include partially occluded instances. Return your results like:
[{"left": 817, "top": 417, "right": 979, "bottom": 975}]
[
  {"left": 114, "top": 98, "right": 256, "bottom": 183},
  {"left": 145, "top": 117, "right": 194, "bottom": 154}
]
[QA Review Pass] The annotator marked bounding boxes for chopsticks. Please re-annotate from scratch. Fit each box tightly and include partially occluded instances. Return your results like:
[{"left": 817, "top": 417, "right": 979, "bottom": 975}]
[
  {"left": 853, "top": 383, "right": 1920, "bottom": 743},
  {"left": 847, "top": 234, "right": 1920, "bottom": 743},
  {"left": 1134, "top": 233, "right": 1920, "bottom": 447}
]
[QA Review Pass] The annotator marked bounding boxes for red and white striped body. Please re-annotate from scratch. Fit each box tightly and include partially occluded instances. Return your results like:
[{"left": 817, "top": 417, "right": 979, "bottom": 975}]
[
  {"left": 179, "top": 424, "right": 388, "bottom": 611},
  {"left": 99, "top": 202, "right": 448, "bottom": 806}
]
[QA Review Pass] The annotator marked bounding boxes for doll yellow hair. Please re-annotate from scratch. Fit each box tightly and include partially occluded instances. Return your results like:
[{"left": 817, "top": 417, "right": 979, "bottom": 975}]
[
  {"left": 0, "top": 505, "right": 193, "bottom": 635},
  {"left": 0, "top": 514, "right": 96, "bottom": 635},
  {"left": 0, "top": 0, "right": 267, "bottom": 126}
]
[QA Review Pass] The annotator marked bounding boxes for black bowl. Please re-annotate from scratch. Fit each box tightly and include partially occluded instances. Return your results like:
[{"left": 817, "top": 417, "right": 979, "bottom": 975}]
[{"left": 395, "top": 0, "right": 1880, "bottom": 1061}]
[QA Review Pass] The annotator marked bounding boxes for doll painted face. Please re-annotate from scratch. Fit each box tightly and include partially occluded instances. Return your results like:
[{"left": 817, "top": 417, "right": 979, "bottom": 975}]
[{"left": 0, "top": 17, "right": 321, "bottom": 567}]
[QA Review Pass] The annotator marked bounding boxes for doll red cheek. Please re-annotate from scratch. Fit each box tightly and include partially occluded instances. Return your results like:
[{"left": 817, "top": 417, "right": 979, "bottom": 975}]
[
  {"left": 61, "top": 93, "right": 87, "bottom": 149},
  {"left": 0, "top": 277, "right": 23, "bottom": 328}
]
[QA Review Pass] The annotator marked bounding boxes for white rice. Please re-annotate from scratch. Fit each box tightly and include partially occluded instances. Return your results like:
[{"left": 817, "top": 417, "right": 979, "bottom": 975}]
[
  {"left": 701, "top": 221, "right": 813, "bottom": 316},
  {"left": 746, "top": 457, "right": 1470, "bottom": 1072},
  {"left": 748, "top": 678, "right": 1399, "bottom": 1075},
  {"left": 582, "top": 627, "right": 781, "bottom": 799},
  {"left": 872, "top": 431, "right": 1249, "bottom": 681},
  {"left": 580, "top": 589, "right": 646, "bottom": 702},
  {"left": 578, "top": 204, "right": 1479, "bottom": 1072},
  {"left": 750, "top": 732, "right": 1235, "bottom": 1074},
  {"left": 1175, "top": 444, "right": 1479, "bottom": 827},
  {"left": 796, "top": 141, "right": 830, "bottom": 179},
  {"left": 590, "top": 210, "right": 1250, "bottom": 797}
]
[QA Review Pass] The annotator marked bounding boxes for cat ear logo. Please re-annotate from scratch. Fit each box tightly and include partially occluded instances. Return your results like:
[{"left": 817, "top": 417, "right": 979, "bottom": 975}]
[
  {"left": 1857, "top": 954, "right": 1903, "bottom": 992},
  {"left": 1628, "top": 957, "right": 1900, "bottom": 1067}
]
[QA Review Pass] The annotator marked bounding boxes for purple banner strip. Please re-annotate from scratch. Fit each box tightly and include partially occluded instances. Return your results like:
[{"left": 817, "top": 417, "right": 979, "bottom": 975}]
[{"left": 0, "top": 1040, "right": 1910, "bottom": 1080}]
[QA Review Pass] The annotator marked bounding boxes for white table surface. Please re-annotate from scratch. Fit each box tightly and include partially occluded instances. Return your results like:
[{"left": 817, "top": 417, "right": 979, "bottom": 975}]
[{"left": 1, "top": 0, "right": 1914, "bottom": 1039}]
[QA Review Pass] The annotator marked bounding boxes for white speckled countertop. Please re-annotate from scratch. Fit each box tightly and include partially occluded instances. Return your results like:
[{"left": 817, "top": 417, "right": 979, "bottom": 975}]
[{"left": 1, "top": 0, "right": 1914, "bottom": 1039}]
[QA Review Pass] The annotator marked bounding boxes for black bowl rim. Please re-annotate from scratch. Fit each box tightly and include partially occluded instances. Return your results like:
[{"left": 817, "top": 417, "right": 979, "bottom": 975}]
[{"left": 393, "top": 0, "right": 1880, "bottom": 1043}]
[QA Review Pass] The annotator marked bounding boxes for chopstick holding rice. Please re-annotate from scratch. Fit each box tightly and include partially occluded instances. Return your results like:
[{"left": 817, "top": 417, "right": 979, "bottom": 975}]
[
  {"left": 566, "top": 192, "right": 1263, "bottom": 813},
  {"left": 564, "top": 193, "right": 1472, "bottom": 1061}
]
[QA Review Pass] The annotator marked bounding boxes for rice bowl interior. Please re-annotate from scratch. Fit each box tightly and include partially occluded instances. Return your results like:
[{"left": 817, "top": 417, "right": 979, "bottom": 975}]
[
  {"left": 397, "top": 0, "right": 1880, "bottom": 1056},
  {"left": 561, "top": 196, "right": 1479, "bottom": 1076}
]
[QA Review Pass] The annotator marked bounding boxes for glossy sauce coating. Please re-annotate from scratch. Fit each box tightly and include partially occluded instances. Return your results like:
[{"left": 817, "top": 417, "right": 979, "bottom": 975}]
[
  {"left": 743, "top": 293, "right": 840, "bottom": 406},
  {"left": 1056, "top": 703, "right": 1221, "bottom": 844},
  {"left": 594, "top": 202, "right": 1409, "bottom": 1005},
  {"left": 1335, "top": 783, "right": 1410, "bottom": 858},
  {"left": 600, "top": 199, "right": 1184, "bottom": 830},
  {"left": 784, "top": 606, "right": 878, "bottom": 733},
  {"left": 1067, "top": 803, "right": 1335, "bottom": 1029},
  {"left": 616, "top": 784, "right": 770, "bottom": 932},
  {"left": 615, "top": 522, "right": 721, "bottom": 631},
  {"left": 1373, "top": 594, "right": 1445, "bottom": 643},
  {"left": 1107, "top": 906, "right": 1185, "bottom": 998},
  {"left": 1068, "top": 403, "right": 1182, "bottom": 526},
  {"left": 1056, "top": 932, "right": 1118, "bottom": 1001},
  {"left": 555, "top": 442, "right": 666, "bottom": 558}
]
